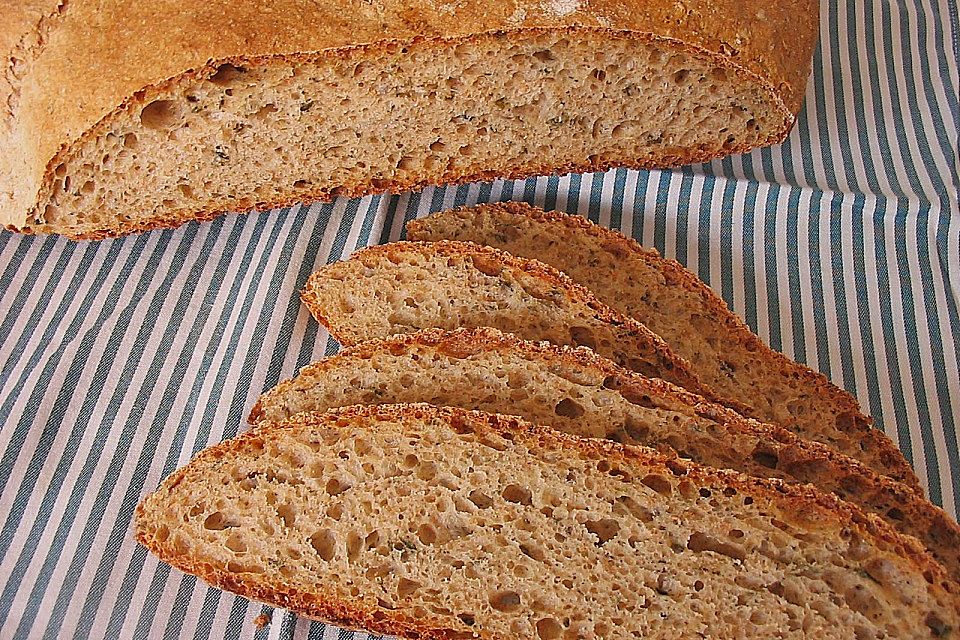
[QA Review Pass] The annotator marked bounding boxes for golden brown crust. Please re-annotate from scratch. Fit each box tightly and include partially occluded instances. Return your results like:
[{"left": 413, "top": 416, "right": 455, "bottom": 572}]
[
  {"left": 137, "top": 403, "right": 959, "bottom": 630},
  {"left": 250, "top": 327, "right": 960, "bottom": 580},
  {"left": 3, "top": 0, "right": 818, "bottom": 234},
  {"left": 407, "top": 203, "right": 922, "bottom": 492},
  {"left": 300, "top": 239, "right": 737, "bottom": 407}
]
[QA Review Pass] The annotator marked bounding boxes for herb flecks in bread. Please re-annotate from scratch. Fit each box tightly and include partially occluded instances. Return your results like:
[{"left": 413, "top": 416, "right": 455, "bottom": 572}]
[
  {"left": 137, "top": 404, "right": 960, "bottom": 639},
  {"left": 407, "top": 203, "right": 920, "bottom": 491}
]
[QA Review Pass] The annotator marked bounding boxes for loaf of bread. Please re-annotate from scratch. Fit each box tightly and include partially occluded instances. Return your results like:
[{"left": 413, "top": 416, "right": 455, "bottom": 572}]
[
  {"left": 408, "top": 203, "right": 921, "bottom": 491},
  {"left": 137, "top": 404, "right": 958, "bottom": 638},
  {"left": 250, "top": 327, "right": 960, "bottom": 579},
  {"left": 301, "top": 239, "right": 722, "bottom": 401},
  {"left": 2, "top": 1, "right": 818, "bottom": 239}
]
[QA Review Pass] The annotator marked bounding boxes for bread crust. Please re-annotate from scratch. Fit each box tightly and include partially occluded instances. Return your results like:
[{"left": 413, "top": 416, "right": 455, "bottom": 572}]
[
  {"left": 2, "top": 0, "right": 818, "bottom": 236},
  {"left": 136, "top": 403, "right": 960, "bottom": 636},
  {"left": 250, "top": 327, "right": 960, "bottom": 580},
  {"left": 407, "top": 203, "right": 923, "bottom": 492}
]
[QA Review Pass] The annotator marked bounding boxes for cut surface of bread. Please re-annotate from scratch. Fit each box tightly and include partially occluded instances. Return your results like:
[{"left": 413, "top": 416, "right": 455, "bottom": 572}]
[
  {"left": 408, "top": 203, "right": 920, "bottom": 491},
  {"left": 3, "top": 1, "right": 818, "bottom": 238},
  {"left": 301, "top": 240, "right": 722, "bottom": 402},
  {"left": 251, "top": 328, "right": 960, "bottom": 580},
  {"left": 137, "top": 404, "right": 959, "bottom": 639}
]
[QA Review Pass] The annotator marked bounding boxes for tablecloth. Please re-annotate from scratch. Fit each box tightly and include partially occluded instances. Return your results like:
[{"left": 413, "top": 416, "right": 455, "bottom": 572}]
[{"left": 1, "top": 0, "right": 958, "bottom": 637}]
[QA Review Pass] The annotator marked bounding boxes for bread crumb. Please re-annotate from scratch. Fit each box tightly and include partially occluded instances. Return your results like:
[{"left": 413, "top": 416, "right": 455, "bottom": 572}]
[{"left": 254, "top": 613, "right": 271, "bottom": 629}]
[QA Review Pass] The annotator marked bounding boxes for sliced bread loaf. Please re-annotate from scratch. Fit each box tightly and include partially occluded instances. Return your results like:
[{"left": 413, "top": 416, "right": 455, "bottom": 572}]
[
  {"left": 137, "top": 404, "right": 959, "bottom": 639},
  {"left": 2, "top": 0, "right": 818, "bottom": 238},
  {"left": 407, "top": 203, "right": 920, "bottom": 491},
  {"left": 250, "top": 327, "right": 960, "bottom": 580},
  {"left": 301, "top": 240, "right": 724, "bottom": 403}
]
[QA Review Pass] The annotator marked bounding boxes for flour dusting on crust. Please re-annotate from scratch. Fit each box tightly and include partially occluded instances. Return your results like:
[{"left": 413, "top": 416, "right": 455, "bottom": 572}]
[{"left": 543, "top": 0, "right": 582, "bottom": 17}]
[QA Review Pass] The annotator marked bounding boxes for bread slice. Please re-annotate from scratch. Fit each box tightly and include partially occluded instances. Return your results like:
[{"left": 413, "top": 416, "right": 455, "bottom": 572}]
[
  {"left": 137, "top": 404, "right": 958, "bottom": 638},
  {"left": 408, "top": 203, "right": 921, "bottom": 492},
  {"left": 250, "top": 327, "right": 960, "bottom": 580},
  {"left": 2, "top": 1, "right": 818, "bottom": 239},
  {"left": 301, "top": 239, "right": 727, "bottom": 404}
]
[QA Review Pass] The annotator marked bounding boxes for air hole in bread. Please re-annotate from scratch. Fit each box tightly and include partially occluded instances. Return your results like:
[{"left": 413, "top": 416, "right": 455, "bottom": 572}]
[
  {"left": 209, "top": 63, "right": 246, "bottom": 86},
  {"left": 346, "top": 531, "right": 363, "bottom": 561},
  {"left": 417, "top": 523, "right": 438, "bottom": 544},
  {"left": 533, "top": 49, "right": 555, "bottom": 63},
  {"left": 687, "top": 531, "right": 746, "bottom": 561},
  {"left": 203, "top": 511, "right": 232, "bottom": 530},
  {"left": 615, "top": 416, "right": 648, "bottom": 445},
  {"left": 310, "top": 529, "right": 337, "bottom": 561},
  {"left": 585, "top": 518, "right": 620, "bottom": 545},
  {"left": 536, "top": 617, "right": 564, "bottom": 639},
  {"left": 751, "top": 448, "right": 779, "bottom": 469},
  {"left": 619, "top": 387, "right": 657, "bottom": 409},
  {"left": 140, "top": 100, "right": 182, "bottom": 130},
  {"left": 520, "top": 542, "right": 546, "bottom": 562},
  {"left": 502, "top": 484, "right": 533, "bottom": 505},
  {"left": 325, "top": 478, "right": 351, "bottom": 496},
  {"left": 614, "top": 495, "right": 654, "bottom": 523},
  {"left": 416, "top": 461, "right": 438, "bottom": 481},
  {"left": 641, "top": 474, "right": 673, "bottom": 497},
  {"left": 397, "top": 577, "right": 421, "bottom": 598},
  {"left": 568, "top": 326, "right": 596, "bottom": 350},
  {"left": 226, "top": 561, "right": 262, "bottom": 574},
  {"left": 365, "top": 530, "right": 382, "bottom": 550},
  {"left": 554, "top": 398, "right": 585, "bottom": 418},
  {"left": 677, "top": 479, "right": 698, "bottom": 499},
  {"left": 468, "top": 490, "right": 494, "bottom": 509},
  {"left": 326, "top": 503, "right": 344, "bottom": 521},
  {"left": 225, "top": 533, "right": 246, "bottom": 553},
  {"left": 489, "top": 590, "right": 522, "bottom": 612},
  {"left": 277, "top": 503, "right": 297, "bottom": 528}
]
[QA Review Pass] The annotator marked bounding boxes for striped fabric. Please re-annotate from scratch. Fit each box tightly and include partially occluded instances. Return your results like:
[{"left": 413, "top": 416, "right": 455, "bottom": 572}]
[{"left": 0, "top": 0, "right": 957, "bottom": 636}]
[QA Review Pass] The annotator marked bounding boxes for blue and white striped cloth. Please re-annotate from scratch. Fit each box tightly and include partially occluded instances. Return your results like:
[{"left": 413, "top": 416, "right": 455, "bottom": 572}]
[{"left": 1, "top": 0, "right": 958, "bottom": 636}]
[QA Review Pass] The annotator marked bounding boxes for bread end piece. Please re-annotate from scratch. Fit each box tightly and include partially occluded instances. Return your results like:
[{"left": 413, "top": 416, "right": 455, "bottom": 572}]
[{"left": 4, "top": 0, "right": 818, "bottom": 238}]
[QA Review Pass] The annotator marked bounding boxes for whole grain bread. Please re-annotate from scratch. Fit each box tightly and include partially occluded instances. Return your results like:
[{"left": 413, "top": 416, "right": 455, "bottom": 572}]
[
  {"left": 2, "top": 1, "right": 817, "bottom": 239},
  {"left": 408, "top": 203, "right": 921, "bottom": 491},
  {"left": 137, "top": 404, "right": 959, "bottom": 639},
  {"left": 250, "top": 327, "right": 960, "bottom": 580},
  {"left": 301, "top": 240, "right": 727, "bottom": 402}
]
